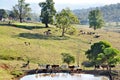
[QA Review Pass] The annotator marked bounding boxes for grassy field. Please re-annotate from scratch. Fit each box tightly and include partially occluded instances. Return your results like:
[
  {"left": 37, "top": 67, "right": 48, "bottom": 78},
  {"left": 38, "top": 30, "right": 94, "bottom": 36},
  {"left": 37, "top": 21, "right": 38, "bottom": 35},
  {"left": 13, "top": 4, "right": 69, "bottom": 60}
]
[{"left": 0, "top": 22, "right": 120, "bottom": 79}]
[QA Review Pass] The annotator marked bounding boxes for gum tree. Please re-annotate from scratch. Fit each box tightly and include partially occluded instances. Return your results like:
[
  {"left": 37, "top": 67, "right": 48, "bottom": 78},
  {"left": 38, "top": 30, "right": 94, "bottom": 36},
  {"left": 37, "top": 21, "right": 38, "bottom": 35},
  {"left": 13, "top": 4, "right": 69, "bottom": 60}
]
[
  {"left": 13, "top": 0, "right": 31, "bottom": 23},
  {"left": 88, "top": 9, "right": 105, "bottom": 30},
  {"left": 85, "top": 41, "right": 120, "bottom": 70},
  {"left": 39, "top": 0, "right": 56, "bottom": 28},
  {"left": 56, "top": 8, "right": 79, "bottom": 36}
]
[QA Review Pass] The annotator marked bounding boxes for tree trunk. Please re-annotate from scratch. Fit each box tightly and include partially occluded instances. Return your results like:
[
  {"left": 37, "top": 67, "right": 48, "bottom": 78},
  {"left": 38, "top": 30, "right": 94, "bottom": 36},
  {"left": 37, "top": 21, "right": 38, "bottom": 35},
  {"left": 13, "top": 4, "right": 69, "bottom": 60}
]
[
  {"left": 62, "top": 28, "right": 65, "bottom": 36},
  {"left": 20, "top": 17, "right": 23, "bottom": 23},
  {"left": 19, "top": 7, "right": 23, "bottom": 23},
  {"left": 45, "top": 23, "right": 49, "bottom": 28},
  {"left": 108, "top": 71, "right": 113, "bottom": 80},
  {"left": 94, "top": 26, "right": 96, "bottom": 30}
]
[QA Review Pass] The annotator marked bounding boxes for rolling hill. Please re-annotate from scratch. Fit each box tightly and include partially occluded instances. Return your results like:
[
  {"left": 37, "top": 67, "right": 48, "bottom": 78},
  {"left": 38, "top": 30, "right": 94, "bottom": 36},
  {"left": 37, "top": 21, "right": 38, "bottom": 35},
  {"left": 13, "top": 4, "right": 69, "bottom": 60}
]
[
  {"left": 0, "top": 22, "right": 120, "bottom": 79},
  {"left": 73, "top": 3, "right": 120, "bottom": 24}
]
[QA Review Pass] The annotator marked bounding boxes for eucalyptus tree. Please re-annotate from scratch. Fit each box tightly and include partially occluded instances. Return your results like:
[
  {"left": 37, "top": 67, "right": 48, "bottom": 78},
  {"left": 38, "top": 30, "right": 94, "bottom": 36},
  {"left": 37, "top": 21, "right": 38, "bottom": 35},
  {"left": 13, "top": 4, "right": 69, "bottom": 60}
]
[
  {"left": 88, "top": 9, "right": 105, "bottom": 30},
  {"left": 56, "top": 8, "right": 79, "bottom": 36},
  {"left": 85, "top": 41, "right": 120, "bottom": 70},
  {"left": 39, "top": 0, "right": 56, "bottom": 28},
  {"left": 13, "top": 0, "right": 31, "bottom": 23},
  {"left": 0, "top": 9, "right": 8, "bottom": 20}
]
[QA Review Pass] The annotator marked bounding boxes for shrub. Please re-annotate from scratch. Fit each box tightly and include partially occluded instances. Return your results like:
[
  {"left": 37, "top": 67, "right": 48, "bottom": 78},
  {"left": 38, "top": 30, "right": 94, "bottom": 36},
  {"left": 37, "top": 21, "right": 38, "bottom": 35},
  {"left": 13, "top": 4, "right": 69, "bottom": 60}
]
[{"left": 66, "top": 26, "right": 77, "bottom": 35}]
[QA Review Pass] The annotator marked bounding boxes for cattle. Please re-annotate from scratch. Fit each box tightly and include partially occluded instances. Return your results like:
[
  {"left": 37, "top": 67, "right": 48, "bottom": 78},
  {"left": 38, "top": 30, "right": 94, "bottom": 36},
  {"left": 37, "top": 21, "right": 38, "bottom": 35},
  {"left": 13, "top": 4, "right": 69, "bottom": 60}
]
[
  {"left": 44, "top": 29, "right": 52, "bottom": 36},
  {"left": 109, "top": 65, "right": 115, "bottom": 68},
  {"left": 51, "top": 65, "right": 59, "bottom": 69},
  {"left": 24, "top": 42, "right": 30, "bottom": 46},
  {"left": 87, "top": 32, "right": 95, "bottom": 35},
  {"left": 94, "top": 65, "right": 100, "bottom": 70},
  {"left": 46, "top": 64, "right": 50, "bottom": 70},
  {"left": 94, "top": 35, "right": 100, "bottom": 38},
  {"left": 101, "top": 65, "right": 109, "bottom": 70},
  {"left": 51, "top": 65, "right": 60, "bottom": 72},
  {"left": 69, "top": 66, "right": 75, "bottom": 71}
]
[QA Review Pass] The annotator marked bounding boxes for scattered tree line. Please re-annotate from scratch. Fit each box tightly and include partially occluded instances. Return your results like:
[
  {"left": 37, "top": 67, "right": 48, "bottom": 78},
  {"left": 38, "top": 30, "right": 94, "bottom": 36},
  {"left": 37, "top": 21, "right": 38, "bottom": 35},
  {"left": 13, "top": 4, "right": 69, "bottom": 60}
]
[
  {"left": 73, "top": 3, "right": 120, "bottom": 24},
  {"left": 0, "top": 0, "right": 105, "bottom": 31}
]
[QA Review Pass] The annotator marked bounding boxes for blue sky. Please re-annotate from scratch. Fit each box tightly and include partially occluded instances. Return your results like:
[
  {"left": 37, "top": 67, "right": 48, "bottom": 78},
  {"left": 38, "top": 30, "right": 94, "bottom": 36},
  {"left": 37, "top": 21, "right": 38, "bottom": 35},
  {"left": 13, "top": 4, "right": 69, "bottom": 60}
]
[{"left": 0, "top": 0, "right": 120, "bottom": 12}]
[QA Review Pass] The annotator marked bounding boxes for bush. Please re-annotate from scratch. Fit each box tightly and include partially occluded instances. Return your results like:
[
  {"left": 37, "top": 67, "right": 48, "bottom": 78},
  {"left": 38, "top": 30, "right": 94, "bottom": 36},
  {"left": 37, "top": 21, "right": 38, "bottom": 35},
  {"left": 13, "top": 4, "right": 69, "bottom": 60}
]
[{"left": 66, "top": 26, "right": 77, "bottom": 35}]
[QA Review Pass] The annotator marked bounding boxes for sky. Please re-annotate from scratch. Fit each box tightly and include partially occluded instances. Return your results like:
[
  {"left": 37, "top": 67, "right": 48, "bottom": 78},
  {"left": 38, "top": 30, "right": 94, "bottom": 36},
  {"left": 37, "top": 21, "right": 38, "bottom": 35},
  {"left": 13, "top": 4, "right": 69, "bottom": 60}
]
[{"left": 0, "top": 0, "right": 120, "bottom": 12}]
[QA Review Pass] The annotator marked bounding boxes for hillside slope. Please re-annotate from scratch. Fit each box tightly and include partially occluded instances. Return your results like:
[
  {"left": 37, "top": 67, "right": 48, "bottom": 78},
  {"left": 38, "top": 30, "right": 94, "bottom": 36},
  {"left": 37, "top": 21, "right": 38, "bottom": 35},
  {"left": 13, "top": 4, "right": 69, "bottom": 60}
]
[
  {"left": 0, "top": 23, "right": 120, "bottom": 64},
  {"left": 0, "top": 22, "right": 120, "bottom": 79}
]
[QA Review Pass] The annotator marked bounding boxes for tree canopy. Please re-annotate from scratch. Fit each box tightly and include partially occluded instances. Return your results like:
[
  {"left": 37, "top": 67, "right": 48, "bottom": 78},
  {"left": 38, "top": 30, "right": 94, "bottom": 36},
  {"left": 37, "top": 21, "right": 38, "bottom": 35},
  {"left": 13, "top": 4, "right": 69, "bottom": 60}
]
[
  {"left": 85, "top": 41, "right": 120, "bottom": 68},
  {"left": 56, "top": 8, "right": 79, "bottom": 36},
  {"left": 39, "top": 0, "right": 56, "bottom": 28},
  {"left": 13, "top": 0, "right": 31, "bottom": 23},
  {"left": 0, "top": 9, "right": 8, "bottom": 20},
  {"left": 88, "top": 9, "right": 105, "bottom": 30},
  {"left": 61, "top": 53, "right": 75, "bottom": 66}
]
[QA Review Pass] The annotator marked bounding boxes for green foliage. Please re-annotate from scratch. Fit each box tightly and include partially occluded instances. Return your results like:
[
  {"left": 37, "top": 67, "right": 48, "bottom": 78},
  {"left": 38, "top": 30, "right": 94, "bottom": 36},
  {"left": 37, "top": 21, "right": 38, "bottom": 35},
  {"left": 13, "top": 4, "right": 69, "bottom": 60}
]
[
  {"left": 61, "top": 53, "right": 75, "bottom": 66},
  {"left": 39, "top": 0, "right": 56, "bottom": 27},
  {"left": 88, "top": 9, "right": 105, "bottom": 30},
  {"left": 56, "top": 8, "right": 79, "bottom": 36},
  {"left": 66, "top": 26, "right": 77, "bottom": 35},
  {"left": 103, "top": 48, "right": 120, "bottom": 65},
  {"left": 86, "top": 41, "right": 111, "bottom": 60},
  {"left": 13, "top": 0, "right": 31, "bottom": 23},
  {"left": 85, "top": 41, "right": 120, "bottom": 67},
  {"left": 73, "top": 3, "right": 120, "bottom": 24},
  {"left": 9, "top": 11, "right": 16, "bottom": 19},
  {"left": 0, "top": 9, "right": 8, "bottom": 20}
]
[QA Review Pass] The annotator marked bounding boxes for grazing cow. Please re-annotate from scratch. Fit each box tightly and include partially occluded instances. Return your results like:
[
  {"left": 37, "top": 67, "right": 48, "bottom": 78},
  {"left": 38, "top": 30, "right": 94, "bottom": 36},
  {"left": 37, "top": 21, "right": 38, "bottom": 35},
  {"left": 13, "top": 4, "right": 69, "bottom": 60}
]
[
  {"left": 76, "top": 69, "right": 82, "bottom": 73},
  {"left": 51, "top": 65, "right": 59, "bottom": 69},
  {"left": 44, "top": 29, "right": 51, "bottom": 36},
  {"left": 24, "top": 42, "right": 30, "bottom": 46},
  {"left": 94, "top": 35, "right": 100, "bottom": 38},
  {"left": 46, "top": 64, "right": 50, "bottom": 70},
  {"left": 80, "top": 30, "right": 83, "bottom": 32},
  {"left": 109, "top": 65, "right": 115, "bottom": 70},
  {"left": 51, "top": 65, "right": 59, "bottom": 72},
  {"left": 81, "top": 32, "right": 86, "bottom": 34},
  {"left": 101, "top": 65, "right": 109, "bottom": 70},
  {"left": 69, "top": 66, "right": 75, "bottom": 71},
  {"left": 87, "top": 32, "right": 95, "bottom": 35},
  {"left": 109, "top": 65, "right": 115, "bottom": 68},
  {"left": 94, "top": 65, "right": 100, "bottom": 70}
]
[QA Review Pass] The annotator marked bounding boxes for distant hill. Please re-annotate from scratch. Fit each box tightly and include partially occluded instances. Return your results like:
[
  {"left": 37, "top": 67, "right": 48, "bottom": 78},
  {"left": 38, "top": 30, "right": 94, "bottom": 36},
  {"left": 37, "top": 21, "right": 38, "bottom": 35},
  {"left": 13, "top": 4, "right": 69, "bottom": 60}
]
[{"left": 73, "top": 3, "right": 120, "bottom": 24}]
